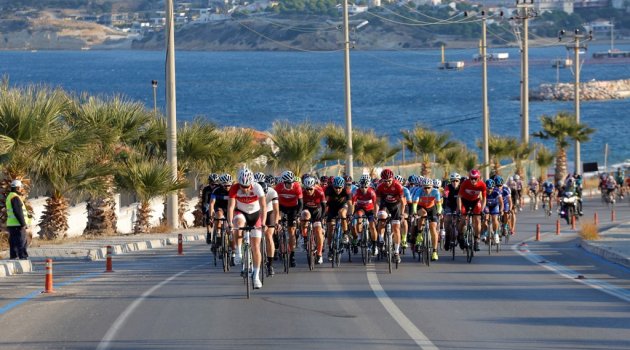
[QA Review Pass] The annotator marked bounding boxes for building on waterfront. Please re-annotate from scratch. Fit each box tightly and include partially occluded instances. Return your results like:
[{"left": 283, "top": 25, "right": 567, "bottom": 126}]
[
  {"left": 535, "top": 0, "right": 574, "bottom": 14},
  {"left": 584, "top": 20, "right": 613, "bottom": 37}
]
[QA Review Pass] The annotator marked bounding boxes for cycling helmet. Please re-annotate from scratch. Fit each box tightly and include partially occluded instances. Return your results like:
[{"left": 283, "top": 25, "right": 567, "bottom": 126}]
[
  {"left": 281, "top": 170, "right": 295, "bottom": 183},
  {"left": 531, "top": 176, "right": 536, "bottom": 181},
  {"left": 254, "top": 172, "right": 266, "bottom": 183},
  {"left": 344, "top": 175, "right": 353, "bottom": 184},
  {"left": 485, "top": 179, "right": 495, "bottom": 188},
  {"left": 333, "top": 176, "right": 345, "bottom": 188},
  {"left": 408, "top": 175, "right": 420, "bottom": 185},
  {"left": 303, "top": 176, "right": 316, "bottom": 189},
  {"left": 433, "top": 179, "right": 442, "bottom": 188},
  {"left": 218, "top": 173, "right": 233, "bottom": 185},
  {"left": 514, "top": 174, "right": 520, "bottom": 180},
  {"left": 421, "top": 177, "right": 433, "bottom": 187},
  {"left": 237, "top": 168, "right": 253, "bottom": 186},
  {"left": 259, "top": 181, "right": 269, "bottom": 194},
  {"left": 359, "top": 177, "right": 370, "bottom": 187},
  {"left": 301, "top": 173, "right": 310, "bottom": 182},
  {"left": 265, "top": 174, "right": 276, "bottom": 185},
  {"left": 10, "top": 179, "right": 22, "bottom": 188},
  {"left": 320, "top": 175, "right": 328, "bottom": 184},
  {"left": 381, "top": 168, "right": 394, "bottom": 180},
  {"left": 469, "top": 169, "right": 480, "bottom": 179},
  {"left": 394, "top": 175, "right": 404, "bottom": 184},
  {"left": 449, "top": 172, "right": 461, "bottom": 181},
  {"left": 359, "top": 174, "right": 371, "bottom": 183},
  {"left": 495, "top": 175, "right": 504, "bottom": 186},
  {"left": 327, "top": 176, "right": 335, "bottom": 186},
  {"left": 208, "top": 173, "right": 219, "bottom": 183}
]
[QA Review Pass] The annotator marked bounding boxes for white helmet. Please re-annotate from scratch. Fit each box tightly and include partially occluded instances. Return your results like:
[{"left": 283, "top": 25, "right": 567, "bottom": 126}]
[
  {"left": 254, "top": 172, "right": 266, "bottom": 183},
  {"left": 219, "top": 173, "right": 233, "bottom": 185},
  {"left": 303, "top": 177, "right": 316, "bottom": 189},
  {"left": 449, "top": 172, "right": 460, "bottom": 181},
  {"left": 421, "top": 178, "right": 433, "bottom": 187},
  {"left": 514, "top": 174, "right": 520, "bottom": 180},
  {"left": 433, "top": 179, "right": 442, "bottom": 188},
  {"left": 394, "top": 175, "right": 404, "bottom": 184},
  {"left": 10, "top": 179, "right": 22, "bottom": 188},
  {"left": 281, "top": 170, "right": 295, "bottom": 183},
  {"left": 237, "top": 168, "right": 253, "bottom": 186},
  {"left": 359, "top": 174, "right": 370, "bottom": 183}
]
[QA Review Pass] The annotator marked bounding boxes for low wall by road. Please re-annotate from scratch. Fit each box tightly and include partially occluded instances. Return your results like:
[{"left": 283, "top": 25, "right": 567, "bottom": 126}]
[{"left": 531, "top": 79, "right": 630, "bottom": 101}]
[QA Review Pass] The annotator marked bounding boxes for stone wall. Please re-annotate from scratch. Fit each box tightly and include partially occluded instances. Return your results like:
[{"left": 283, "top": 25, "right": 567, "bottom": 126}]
[{"left": 531, "top": 79, "right": 630, "bottom": 101}]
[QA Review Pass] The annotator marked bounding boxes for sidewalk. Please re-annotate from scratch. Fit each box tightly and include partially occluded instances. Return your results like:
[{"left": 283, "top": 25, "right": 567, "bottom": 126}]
[
  {"left": 581, "top": 221, "right": 630, "bottom": 269},
  {"left": 0, "top": 228, "right": 206, "bottom": 277}
]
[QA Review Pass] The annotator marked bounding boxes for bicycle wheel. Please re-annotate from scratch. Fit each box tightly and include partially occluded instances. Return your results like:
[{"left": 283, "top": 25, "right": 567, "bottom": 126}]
[
  {"left": 243, "top": 247, "right": 250, "bottom": 299},
  {"left": 424, "top": 226, "right": 431, "bottom": 267},
  {"left": 260, "top": 234, "right": 266, "bottom": 284},
  {"left": 450, "top": 220, "right": 457, "bottom": 261},
  {"left": 386, "top": 227, "right": 392, "bottom": 274},
  {"left": 307, "top": 226, "right": 314, "bottom": 271},
  {"left": 280, "top": 228, "right": 290, "bottom": 274},
  {"left": 222, "top": 227, "right": 230, "bottom": 272},
  {"left": 361, "top": 228, "right": 368, "bottom": 265},
  {"left": 466, "top": 227, "right": 474, "bottom": 263},
  {"left": 212, "top": 225, "right": 218, "bottom": 267}
]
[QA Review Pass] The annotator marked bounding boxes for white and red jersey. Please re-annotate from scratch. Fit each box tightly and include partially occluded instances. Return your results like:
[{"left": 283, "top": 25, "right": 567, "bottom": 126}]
[
  {"left": 303, "top": 187, "right": 325, "bottom": 209},
  {"left": 376, "top": 181, "right": 404, "bottom": 204},
  {"left": 274, "top": 182, "right": 303, "bottom": 207},
  {"left": 229, "top": 183, "right": 265, "bottom": 214},
  {"left": 353, "top": 188, "right": 377, "bottom": 211},
  {"left": 458, "top": 179, "right": 487, "bottom": 202}
]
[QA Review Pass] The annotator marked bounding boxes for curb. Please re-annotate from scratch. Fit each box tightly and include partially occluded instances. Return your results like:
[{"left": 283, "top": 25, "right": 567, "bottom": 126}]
[
  {"left": 581, "top": 240, "right": 630, "bottom": 269},
  {"left": 0, "top": 259, "right": 33, "bottom": 277}
]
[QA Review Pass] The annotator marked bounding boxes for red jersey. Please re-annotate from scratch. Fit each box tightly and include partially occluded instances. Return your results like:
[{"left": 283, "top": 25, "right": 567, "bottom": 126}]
[
  {"left": 458, "top": 179, "right": 487, "bottom": 201},
  {"left": 228, "top": 183, "right": 265, "bottom": 214},
  {"left": 303, "top": 187, "right": 325, "bottom": 209},
  {"left": 353, "top": 188, "right": 377, "bottom": 211},
  {"left": 376, "top": 181, "right": 404, "bottom": 204},
  {"left": 274, "top": 182, "right": 303, "bottom": 207}
]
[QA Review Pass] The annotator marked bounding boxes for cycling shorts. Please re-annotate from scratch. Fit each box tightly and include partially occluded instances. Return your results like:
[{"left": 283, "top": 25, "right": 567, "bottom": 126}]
[
  {"left": 379, "top": 201, "right": 401, "bottom": 221},
  {"left": 460, "top": 199, "right": 483, "bottom": 215},
  {"left": 485, "top": 205, "right": 501, "bottom": 216},
  {"left": 419, "top": 205, "right": 438, "bottom": 223},
  {"left": 304, "top": 207, "right": 323, "bottom": 223},
  {"left": 327, "top": 203, "right": 348, "bottom": 222},
  {"left": 280, "top": 205, "right": 299, "bottom": 227},
  {"left": 354, "top": 209, "right": 375, "bottom": 222},
  {"left": 234, "top": 209, "right": 261, "bottom": 227},
  {"left": 265, "top": 211, "right": 276, "bottom": 228}
]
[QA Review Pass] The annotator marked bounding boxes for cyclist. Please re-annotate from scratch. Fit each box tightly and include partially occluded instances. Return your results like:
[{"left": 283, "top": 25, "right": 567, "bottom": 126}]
[
  {"left": 442, "top": 172, "right": 461, "bottom": 251},
  {"left": 456, "top": 169, "right": 487, "bottom": 252},
  {"left": 541, "top": 179, "right": 554, "bottom": 212},
  {"left": 345, "top": 175, "right": 358, "bottom": 196},
  {"left": 274, "top": 170, "right": 303, "bottom": 268},
  {"left": 433, "top": 178, "right": 445, "bottom": 245},
  {"left": 495, "top": 176, "right": 513, "bottom": 236},
  {"left": 374, "top": 168, "right": 406, "bottom": 264},
  {"left": 352, "top": 175, "right": 378, "bottom": 255},
  {"left": 414, "top": 177, "right": 441, "bottom": 261},
  {"left": 300, "top": 176, "right": 326, "bottom": 265},
  {"left": 202, "top": 173, "right": 220, "bottom": 242},
  {"left": 227, "top": 168, "right": 267, "bottom": 289},
  {"left": 481, "top": 179, "right": 503, "bottom": 244},
  {"left": 528, "top": 176, "right": 539, "bottom": 210},
  {"left": 514, "top": 175, "right": 524, "bottom": 210},
  {"left": 396, "top": 175, "right": 412, "bottom": 252},
  {"left": 325, "top": 176, "right": 353, "bottom": 261},
  {"left": 259, "top": 180, "right": 279, "bottom": 276},
  {"left": 208, "top": 174, "right": 232, "bottom": 256}
]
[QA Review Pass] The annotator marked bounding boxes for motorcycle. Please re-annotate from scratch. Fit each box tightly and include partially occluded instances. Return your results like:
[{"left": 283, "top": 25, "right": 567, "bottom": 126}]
[{"left": 559, "top": 191, "right": 579, "bottom": 225}]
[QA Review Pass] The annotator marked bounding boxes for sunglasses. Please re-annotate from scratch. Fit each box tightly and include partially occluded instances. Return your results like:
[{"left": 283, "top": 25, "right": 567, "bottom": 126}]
[
  {"left": 423, "top": 187, "right": 432, "bottom": 190},
  {"left": 470, "top": 178, "right": 479, "bottom": 181},
  {"left": 360, "top": 185, "right": 368, "bottom": 189},
  {"left": 452, "top": 180, "right": 460, "bottom": 182},
  {"left": 334, "top": 186, "right": 343, "bottom": 190},
  {"left": 305, "top": 188, "right": 314, "bottom": 191}
]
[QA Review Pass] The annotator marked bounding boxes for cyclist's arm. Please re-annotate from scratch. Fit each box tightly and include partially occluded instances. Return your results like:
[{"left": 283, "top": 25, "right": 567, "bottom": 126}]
[
  {"left": 374, "top": 194, "right": 381, "bottom": 214},
  {"left": 227, "top": 198, "right": 236, "bottom": 226},
  {"left": 296, "top": 198, "right": 303, "bottom": 214},
  {"left": 273, "top": 201, "right": 280, "bottom": 224},
  {"left": 209, "top": 196, "right": 216, "bottom": 216}
]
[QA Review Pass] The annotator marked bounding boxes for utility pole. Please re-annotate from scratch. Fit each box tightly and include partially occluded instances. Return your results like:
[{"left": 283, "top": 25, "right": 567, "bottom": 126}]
[
  {"left": 481, "top": 12, "right": 490, "bottom": 180},
  {"left": 512, "top": 0, "right": 536, "bottom": 145},
  {"left": 342, "top": 0, "right": 354, "bottom": 179},
  {"left": 560, "top": 28, "right": 591, "bottom": 175},
  {"left": 165, "top": 0, "right": 179, "bottom": 229}
]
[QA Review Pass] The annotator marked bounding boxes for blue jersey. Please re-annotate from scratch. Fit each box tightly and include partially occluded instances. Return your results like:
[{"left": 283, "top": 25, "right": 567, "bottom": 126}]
[
  {"left": 403, "top": 187, "right": 412, "bottom": 202},
  {"left": 542, "top": 181, "right": 554, "bottom": 194},
  {"left": 486, "top": 188, "right": 502, "bottom": 208},
  {"left": 349, "top": 184, "right": 358, "bottom": 196},
  {"left": 500, "top": 186, "right": 511, "bottom": 210}
]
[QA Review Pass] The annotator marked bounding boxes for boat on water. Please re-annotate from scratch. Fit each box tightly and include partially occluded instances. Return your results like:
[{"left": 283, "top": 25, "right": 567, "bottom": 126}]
[
  {"left": 438, "top": 44, "right": 464, "bottom": 70},
  {"left": 592, "top": 22, "right": 630, "bottom": 59},
  {"left": 551, "top": 58, "right": 573, "bottom": 68}
]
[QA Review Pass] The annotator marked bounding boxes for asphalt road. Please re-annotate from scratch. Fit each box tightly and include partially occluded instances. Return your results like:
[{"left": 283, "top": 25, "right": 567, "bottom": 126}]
[{"left": 1, "top": 196, "right": 629, "bottom": 350}]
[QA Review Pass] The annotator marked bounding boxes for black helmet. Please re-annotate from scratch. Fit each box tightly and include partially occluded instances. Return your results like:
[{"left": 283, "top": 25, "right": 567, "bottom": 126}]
[
  {"left": 208, "top": 173, "right": 219, "bottom": 183},
  {"left": 258, "top": 181, "right": 269, "bottom": 194}
]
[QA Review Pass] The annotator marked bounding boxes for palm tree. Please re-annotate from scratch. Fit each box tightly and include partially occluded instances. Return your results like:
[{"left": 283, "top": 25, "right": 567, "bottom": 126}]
[
  {"left": 402, "top": 125, "right": 457, "bottom": 177},
  {"left": 437, "top": 142, "right": 466, "bottom": 176},
  {"left": 322, "top": 124, "right": 399, "bottom": 176},
  {"left": 34, "top": 126, "right": 111, "bottom": 240},
  {"left": 535, "top": 144, "right": 554, "bottom": 181},
  {"left": 478, "top": 135, "right": 512, "bottom": 176},
  {"left": 270, "top": 121, "right": 322, "bottom": 176},
  {"left": 505, "top": 137, "right": 535, "bottom": 178},
  {"left": 0, "top": 82, "right": 71, "bottom": 229},
  {"left": 67, "top": 94, "right": 155, "bottom": 236},
  {"left": 462, "top": 148, "right": 479, "bottom": 173},
  {"left": 116, "top": 156, "right": 188, "bottom": 234},
  {"left": 532, "top": 112, "right": 595, "bottom": 183}
]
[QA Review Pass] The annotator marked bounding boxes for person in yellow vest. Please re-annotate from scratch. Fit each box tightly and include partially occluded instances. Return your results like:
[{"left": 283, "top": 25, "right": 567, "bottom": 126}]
[{"left": 6, "top": 179, "right": 31, "bottom": 260}]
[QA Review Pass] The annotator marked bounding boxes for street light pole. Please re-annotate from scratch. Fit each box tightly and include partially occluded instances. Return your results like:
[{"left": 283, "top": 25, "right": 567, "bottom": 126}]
[
  {"left": 151, "top": 80, "right": 158, "bottom": 113},
  {"left": 560, "top": 29, "right": 591, "bottom": 175},
  {"left": 513, "top": 0, "right": 536, "bottom": 145},
  {"left": 481, "top": 13, "right": 490, "bottom": 180},
  {"left": 165, "top": 0, "right": 179, "bottom": 229},
  {"left": 342, "top": 0, "right": 354, "bottom": 179}
]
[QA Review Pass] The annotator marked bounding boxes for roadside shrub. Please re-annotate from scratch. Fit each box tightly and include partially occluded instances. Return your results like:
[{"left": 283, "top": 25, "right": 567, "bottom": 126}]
[{"left": 579, "top": 221, "right": 600, "bottom": 241}]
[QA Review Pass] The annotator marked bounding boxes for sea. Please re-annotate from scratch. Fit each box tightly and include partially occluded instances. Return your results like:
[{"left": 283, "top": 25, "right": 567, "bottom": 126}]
[{"left": 1, "top": 43, "right": 629, "bottom": 168}]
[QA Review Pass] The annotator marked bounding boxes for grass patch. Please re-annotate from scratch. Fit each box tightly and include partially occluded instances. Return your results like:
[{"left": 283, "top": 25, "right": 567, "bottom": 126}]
[
  {"left": 149, "top": 223, "right": 171, "bottom": 234},
  {"left": 579, "top": 221, "right": 600, "bottom": 241}
]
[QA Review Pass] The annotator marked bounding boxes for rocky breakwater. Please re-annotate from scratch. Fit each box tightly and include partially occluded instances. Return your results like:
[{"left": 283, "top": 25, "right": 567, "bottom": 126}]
[{"left": 531, "top": 79, "right": 630, "bottom": 101}]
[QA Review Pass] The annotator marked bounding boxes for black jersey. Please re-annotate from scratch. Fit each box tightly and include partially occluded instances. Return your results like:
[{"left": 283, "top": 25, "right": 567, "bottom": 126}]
[
  {"left": 325, "top": 186, "right": 351, "bottom": 207},
  {"left": 444, "top": 183, "right": 460, "bottom": 211},
  {"left": 210, "top": 186, "right": 230, "bottom": 212}
]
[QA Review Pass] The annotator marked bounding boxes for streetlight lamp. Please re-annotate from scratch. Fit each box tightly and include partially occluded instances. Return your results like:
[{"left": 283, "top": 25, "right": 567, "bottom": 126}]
[
  {"left": 559, "top": 28, "right": 591, "bottom": 175},
  {"left": 151, "top": 80, "right": 158, "bottom": 113}
]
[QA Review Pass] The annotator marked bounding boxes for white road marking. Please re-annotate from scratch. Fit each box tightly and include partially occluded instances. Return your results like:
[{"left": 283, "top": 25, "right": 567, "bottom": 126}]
[
  {"left": 96, "top": 263, "right": 206, "bottom": 350},
  {"left": 512, "top": 244, "right": 630, "bottom": 303},
  {"left": 366, "top": 266, "right": 439, "bottom": 350}
]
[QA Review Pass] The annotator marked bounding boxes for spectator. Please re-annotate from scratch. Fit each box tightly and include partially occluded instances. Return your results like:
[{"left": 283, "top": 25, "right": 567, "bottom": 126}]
[{"left": 5, "top": 179, "right": 31, "bottom": 260}]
